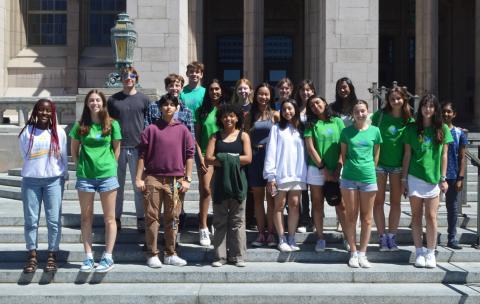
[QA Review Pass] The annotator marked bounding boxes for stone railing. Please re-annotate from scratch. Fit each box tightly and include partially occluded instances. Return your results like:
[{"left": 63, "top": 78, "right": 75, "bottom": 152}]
[{"left": 0, "top": 96, "right": 77, "bottom": 127}]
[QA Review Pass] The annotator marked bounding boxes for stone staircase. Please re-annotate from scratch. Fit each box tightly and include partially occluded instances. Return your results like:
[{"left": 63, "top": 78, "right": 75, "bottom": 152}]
[{"left": 0, "top": 158, "right": 479, "bottom": 303}]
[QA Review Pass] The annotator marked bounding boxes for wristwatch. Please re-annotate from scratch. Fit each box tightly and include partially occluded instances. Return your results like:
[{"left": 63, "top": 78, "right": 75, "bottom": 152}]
[
  {"left": 184, "top": 176, "right": 192, "bottom": 183},
  {"left": 457, "top": 176, "right": 464, "bottom": 181},
  {"left": 317, "top": 161, "right": 325, "bottom": 170},
  {"left": 440, "top": 176, "right": 447, "bottom": 182}
]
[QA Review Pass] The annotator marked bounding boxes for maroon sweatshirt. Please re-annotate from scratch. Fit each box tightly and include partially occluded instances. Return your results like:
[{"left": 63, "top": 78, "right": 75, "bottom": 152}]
[{"left": 138, "top": 119, "right": 195, "bottom": 176}]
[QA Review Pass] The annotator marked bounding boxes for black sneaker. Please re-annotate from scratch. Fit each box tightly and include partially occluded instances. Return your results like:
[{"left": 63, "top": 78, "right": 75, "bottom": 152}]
[{"left": 447, "top": 241, "right": 462, "bottom": 250}]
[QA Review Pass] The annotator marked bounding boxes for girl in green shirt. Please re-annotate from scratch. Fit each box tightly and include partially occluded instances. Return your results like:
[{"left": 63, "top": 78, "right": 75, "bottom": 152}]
[
  {"left": 194, "top": 79, "right": 226, "bottom": 246},
  {"left": 70, "top": 89, "right": 122, "bottom": 273},
  {"left": 340, "top": 100, "right": 382, "bottom": 268},
  {"left": 401, "top": 94, "right": 453, "bottom": 269},
  {"left": 372, "top": 86, "right": 414, "bottom": 252},
  {"left": 304, "top": 96, "right": 346, "bottom": 252}
]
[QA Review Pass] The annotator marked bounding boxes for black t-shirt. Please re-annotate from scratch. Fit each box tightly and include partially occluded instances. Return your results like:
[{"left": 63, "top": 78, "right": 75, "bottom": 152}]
[{"left": 107, "top": 91, "right": 150, "bottom": 148}]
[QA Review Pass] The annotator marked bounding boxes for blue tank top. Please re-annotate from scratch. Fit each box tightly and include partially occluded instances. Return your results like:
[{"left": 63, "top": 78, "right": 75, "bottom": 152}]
[{"left": 250, "top": 119, "right": 274, "bottom": 146}]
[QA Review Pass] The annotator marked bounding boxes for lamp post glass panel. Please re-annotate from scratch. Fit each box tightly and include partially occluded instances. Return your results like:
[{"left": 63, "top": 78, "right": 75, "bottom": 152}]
[{"left": 105, "top": 13, "right": 137, "bottom": 88}]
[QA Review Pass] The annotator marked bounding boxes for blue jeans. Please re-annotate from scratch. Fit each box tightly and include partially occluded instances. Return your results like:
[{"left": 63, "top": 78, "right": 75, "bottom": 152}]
[
  {"left": 21, "top": 176, "right": 64, "bottom": 251},
  {"left": 116, "top": 148, "right": 144, "bottom": 219},
  {"left": 445, "top": 179, "right": 459, "bottom": 243}
]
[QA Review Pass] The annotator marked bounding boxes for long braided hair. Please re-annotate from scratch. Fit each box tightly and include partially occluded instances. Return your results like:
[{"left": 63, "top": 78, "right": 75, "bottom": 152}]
[{"left": 18, "top": 98, "right": 61, "bottom": 159}]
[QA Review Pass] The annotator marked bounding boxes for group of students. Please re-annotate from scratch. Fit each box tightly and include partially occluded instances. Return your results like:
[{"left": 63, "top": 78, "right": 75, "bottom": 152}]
[{"left": 18, "top": 60, "right": 467, "bottom": 273}]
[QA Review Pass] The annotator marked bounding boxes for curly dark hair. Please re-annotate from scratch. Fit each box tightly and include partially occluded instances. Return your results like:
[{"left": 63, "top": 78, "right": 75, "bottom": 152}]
[{"left": 216, "top": 103, "right": 244, "bottom": 130}]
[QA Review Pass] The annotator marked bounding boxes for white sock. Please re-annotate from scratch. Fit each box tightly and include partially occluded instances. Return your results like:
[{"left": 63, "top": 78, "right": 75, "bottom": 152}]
[
  {"left": 104, "top": 252, "right": 113, "bottom": 259},
  {"left": 351, "top": 251, "right": 359, "bottom": 257},
  {"left": 415, "top": 247, "right": 424, "bottom": 256},
  {"left": 358, "top": 251, "right": 366, "bottom": 257},
  {"left": 85, "top": 252, "right": 93, "bottom": 260},
  {"left": 426, "top": 248, "right": 435, "bottom": 255}
]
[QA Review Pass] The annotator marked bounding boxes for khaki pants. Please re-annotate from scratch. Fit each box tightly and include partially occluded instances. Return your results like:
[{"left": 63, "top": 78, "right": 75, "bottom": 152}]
[
  {"left": 143, "top": 175, "right": 184, "bottom": 257},
  {"left": 212, "top": 199, "right": 246, "bottom": 263}
]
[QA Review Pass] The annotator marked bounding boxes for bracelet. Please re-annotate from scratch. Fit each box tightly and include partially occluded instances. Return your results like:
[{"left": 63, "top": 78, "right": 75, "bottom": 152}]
[
  {"left": 317, "top": 161, "right": 325, "bottom": 170},
  {"left": 440, "top": 176, "right": 447, "bottom": 182},
  {"left": 457, "top": 176, "right": 464, "bottom": 181}
]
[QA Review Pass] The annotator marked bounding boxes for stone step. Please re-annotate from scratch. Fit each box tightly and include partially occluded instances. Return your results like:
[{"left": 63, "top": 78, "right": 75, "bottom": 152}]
[
  {"left": 0, "top": 282, "right": 477, "bottom": 304},
  {"left": 1, "top": 243, "right": 479, "bottom": 263},
  {"left": 0, "top": 185, "right": 201, "bottom": 201},
  {"left": 2, "top": 182, "right": 480, "bottom": 204},
  {"left": 0, "top": 197, "right": 476, "bottom": 229},
  {"left": 0, "top": 173, "right": 200, "bottom": 190},
  {"left": 1, "top": 262, "right": 480, "bottom": 284},
  {"left": 0, "top": 226, "right": 476, "bottom": 246}
]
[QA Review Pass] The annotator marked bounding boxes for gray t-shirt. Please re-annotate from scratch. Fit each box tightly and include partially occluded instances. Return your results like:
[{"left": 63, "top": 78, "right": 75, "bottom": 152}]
[{"left": 107, "top": 91, "right": 150, "bottom": 148}]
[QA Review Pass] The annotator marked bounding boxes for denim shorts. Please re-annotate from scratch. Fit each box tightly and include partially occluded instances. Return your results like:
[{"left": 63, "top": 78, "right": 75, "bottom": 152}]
[
  {"left": 340, "top": 178, "right": 378, "bottom": 192},
  {"left": 376, "top": 166, "right": 402, "bottom": 175},
  {"left": 76, "top": 176, "right": 119, "bottom": 193}
]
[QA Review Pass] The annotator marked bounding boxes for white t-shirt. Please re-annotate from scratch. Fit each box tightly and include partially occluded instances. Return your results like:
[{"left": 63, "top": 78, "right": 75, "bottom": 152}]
[{"left": 19, "top": 125, "right": 68, "bottom": 178}]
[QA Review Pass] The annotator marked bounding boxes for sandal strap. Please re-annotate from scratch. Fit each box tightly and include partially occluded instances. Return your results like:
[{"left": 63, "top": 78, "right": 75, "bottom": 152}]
[{"left": 45, "top": 252, "right": 57, "bottom": 271}]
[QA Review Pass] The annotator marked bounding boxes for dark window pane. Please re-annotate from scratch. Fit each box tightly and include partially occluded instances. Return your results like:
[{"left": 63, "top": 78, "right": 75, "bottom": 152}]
[{"left": 88, "top": 0, "right": 126, "bottom": 46}]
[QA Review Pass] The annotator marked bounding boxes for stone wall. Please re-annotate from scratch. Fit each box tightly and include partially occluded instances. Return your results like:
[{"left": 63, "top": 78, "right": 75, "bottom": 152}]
[
  {"left": 324, "top": 0, "right": 379, "bottom": 105},
  {"left": 128, "top": 0, "right": 189, "bottom": 92},
  {"left": 0, "top": 1, "right": 6, "bottom": 96}
]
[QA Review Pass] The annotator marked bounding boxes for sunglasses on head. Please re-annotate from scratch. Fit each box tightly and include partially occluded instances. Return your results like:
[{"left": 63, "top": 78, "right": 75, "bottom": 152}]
[{"left": 122, "top": 73, "right": 137, "bottom": 80}]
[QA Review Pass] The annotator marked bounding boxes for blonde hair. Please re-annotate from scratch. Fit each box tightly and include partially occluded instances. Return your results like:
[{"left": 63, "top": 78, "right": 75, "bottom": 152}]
[{"left": 231, "top": 78, "right": 253, "bottom": 105}]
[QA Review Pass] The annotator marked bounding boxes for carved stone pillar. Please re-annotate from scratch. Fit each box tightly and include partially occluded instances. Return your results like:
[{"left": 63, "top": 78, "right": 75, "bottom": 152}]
[
  {"left": 243, "top": 0, "right": 263, "bottom": 85},
  {"left": 415, "top": 0, "right": 438, "bottom": 96}
]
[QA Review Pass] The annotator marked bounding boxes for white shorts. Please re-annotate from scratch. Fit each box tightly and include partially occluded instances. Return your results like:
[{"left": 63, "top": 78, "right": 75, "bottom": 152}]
[
  {"left": 277, "top": 181, "right": 307, "bottom": 191},
  {"left": 307, "top": 165, "right": 325, "bottom": 186},
  {"left": 407, "top": 174, "right": 440, "bottom": 198}
]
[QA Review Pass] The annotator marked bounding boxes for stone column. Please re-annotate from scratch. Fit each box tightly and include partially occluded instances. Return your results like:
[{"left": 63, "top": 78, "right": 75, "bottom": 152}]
[
  {"left": 304, "top": 0, "right": 325, "bottom": 95},
  {"left": 475, "top": 0, "right": 480, "bottom": 122},
  {"left": 188, "top": 0, "right": 203, "bottom": 63},
  {"left": 65, "top": 0, "right": 79, "bottom": 95},
  {"left": 0, "top": 1, "right": 6, "bottom": 96},
  {"left": 415, "top": 0, "right": 438, "bottom": 96},
  {"left": 243, "top": 0, "right": 263, "bottom": 86}
]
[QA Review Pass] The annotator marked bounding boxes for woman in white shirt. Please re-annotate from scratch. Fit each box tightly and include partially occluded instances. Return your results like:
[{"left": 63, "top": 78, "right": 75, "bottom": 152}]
[
  {"left": 264, "top": 99, "right": 307, "bottom": 252},
  {"left": 19, "top": 98, "right": 68, "bottom": 273}
]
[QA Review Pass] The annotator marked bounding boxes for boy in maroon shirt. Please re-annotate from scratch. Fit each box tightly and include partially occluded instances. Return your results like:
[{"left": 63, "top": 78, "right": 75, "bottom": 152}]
[{"left": 135, "top": 93, "right": 195, "bottom": 267}]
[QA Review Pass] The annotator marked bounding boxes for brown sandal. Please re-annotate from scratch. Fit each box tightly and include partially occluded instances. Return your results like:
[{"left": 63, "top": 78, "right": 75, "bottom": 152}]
[
  {"left": 44, "top": 252, "right": 57, "bottom": 272},
  {"left": 23, "top": 250, "right": 38, "bottom": 273}
]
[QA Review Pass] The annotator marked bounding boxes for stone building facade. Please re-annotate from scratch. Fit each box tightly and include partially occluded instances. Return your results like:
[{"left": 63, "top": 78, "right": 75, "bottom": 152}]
[{"left": 0, "top": 0, "right": 479, "bottom": 122}]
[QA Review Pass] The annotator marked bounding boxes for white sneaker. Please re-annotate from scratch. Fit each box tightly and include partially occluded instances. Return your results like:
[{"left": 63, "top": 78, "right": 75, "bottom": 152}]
[
  {"left": 277, "top": 237, "right": 292, "bottom": 252},
  {"left": 146, "top": 255, "right": 162, "bottom": 268},
  {"left": 425, "top": 252, "right": 436, "bottom": 268},
  {"left": 358, "top": 255, "right": 372, "bottom": 268},
  {"left": 348, "top": 255, "right": 360, "bottom": 268},
  {"left": 164, "top": 255, "right": 187, "bottom": 267},
  {"left": 296, "top": 226, "right": 307, "bottom": 233},
  {"left": 415, "top": 254, "right": 426, "bottom": 268},
  {"left": 199, "top": 228, "right": 211, "bottom": 246}
]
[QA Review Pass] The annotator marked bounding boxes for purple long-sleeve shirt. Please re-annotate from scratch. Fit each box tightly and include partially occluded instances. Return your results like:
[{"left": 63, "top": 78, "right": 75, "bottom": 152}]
[{"left": 138, "top": 119, "right": 195, "bottom": 176}]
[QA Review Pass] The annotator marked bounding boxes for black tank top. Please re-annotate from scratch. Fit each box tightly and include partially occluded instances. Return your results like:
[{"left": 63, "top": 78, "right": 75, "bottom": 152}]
[{"left": 214, "top": 130, "right": 243, "bottom": 155}]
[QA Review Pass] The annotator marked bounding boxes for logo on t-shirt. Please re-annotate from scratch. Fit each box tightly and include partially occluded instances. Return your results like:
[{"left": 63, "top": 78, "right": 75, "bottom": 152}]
[
  {"left": 354, "top": 139, "right": 370, "bottom": 147},
  {"left": 322, "top": 128, "right": 334, "bottom": 137},
  {"left": 420, "top": 135, "right": 433, "bottom": 151},
  {"left": 95, "top": 133, "right": 102, "bottom": 140},
  {"left": 388, "top": 125, "right": 398, "bottom": 135}
]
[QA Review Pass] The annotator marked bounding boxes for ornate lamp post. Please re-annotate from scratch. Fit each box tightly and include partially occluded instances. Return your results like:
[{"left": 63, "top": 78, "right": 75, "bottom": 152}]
[{"left": 105, "top": 13, "right": 137, "bottom": 88}]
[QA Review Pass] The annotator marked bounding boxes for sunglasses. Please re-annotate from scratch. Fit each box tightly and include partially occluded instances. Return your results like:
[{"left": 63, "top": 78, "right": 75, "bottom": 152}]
[{"left": 122, "top": 73, "right": 137, "bottom": 80}]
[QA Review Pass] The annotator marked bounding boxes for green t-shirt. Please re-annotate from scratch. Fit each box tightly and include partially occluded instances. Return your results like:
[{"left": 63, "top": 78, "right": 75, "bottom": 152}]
[
  {"left": 340, "top": 125, "right": 383, "bottom": 184},
  {"left": 195, "top": 107, "right": 219, "bottom": 155},
  {"left": 371, "top": 110, "right": 414, "bottom": 168},
  {"left": 69, "top": 120, "right": 122, "bottom": 179},
  {"left": 402, "top": 123, "right": 453, "bottom": 184},
  {"left": 304, "top": 117, "right": 345, "bottom": 172},
  {"left": 180, "top": 85, "right": 206, "bottom": 123}
]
